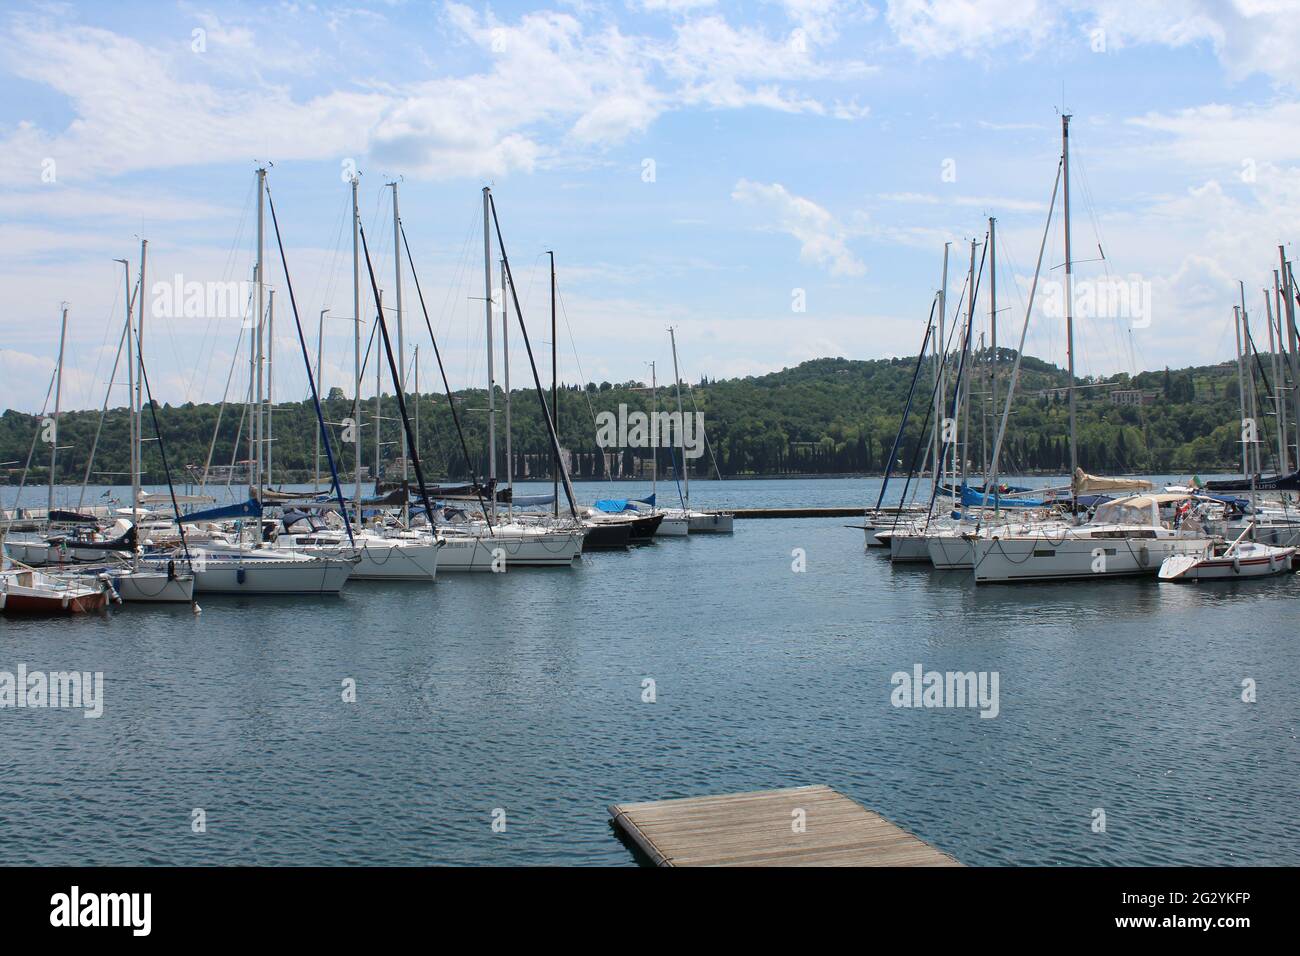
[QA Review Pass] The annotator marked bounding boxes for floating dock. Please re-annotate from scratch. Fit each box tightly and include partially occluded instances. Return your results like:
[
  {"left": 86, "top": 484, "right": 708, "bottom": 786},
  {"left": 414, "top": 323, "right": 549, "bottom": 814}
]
[
  {"left": 609, "top": 785, "right": 961, "bottom": 867},
  {"left": 732, "top": 507, "right": 865, "bottom": 519}
]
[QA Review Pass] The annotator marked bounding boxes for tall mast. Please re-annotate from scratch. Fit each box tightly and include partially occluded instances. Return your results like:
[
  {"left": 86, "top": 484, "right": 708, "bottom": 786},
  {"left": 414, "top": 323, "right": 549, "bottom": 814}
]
[
  {"left": 391, "top": 180, "right": 408, "bottom": 525},
  {"left": 549, "top": 250, "right": 558, "bottom": 518},
  {"left": 1264, "top": 288, "right": 1287, "bottom": 472},
  {"left": 988, "top": 215, "right": 997, "bottom": 484},
  {"left": 374, "top": 289, "right": 383, "bottom": 499},
  {"left": 1062, "top": 114, "right": 1078, "bottom": 487},
  {"left": 1240, "top": 282, "right": 1259, "bottom": 478},
  {"left": 934, "top": 243, "right": 949, "bottom": 493},
  {"left": 413, "top": 345, "right": 420, "bottom": 472},
  {"left": 669, "top": 326, "right": 688, "bottom": 510},
  {"left": 961, "top": 237, "right": 975, "bottom": 493},
  {"left": 135, "top": 240, "right": 148, "bottom": 533},
  {"left": 482, "top": 187, "right": 497, "bottom": 523},
  {"left": 315, "top": 308, "right": 327, "bottom": 491},
  {"left": 254, "top": 166, "right": 266, "bottom": 503},
  {"left": 1280, "top": 247, "right": 1300, "bottom": 467},
  {"left": 649, "top": 360, "right": 657, "bottom": 503},
  {"left": 1234, "top": 305, "right": 1249, "bottom": 477},
  {"left": 138, "top": 238, "right": 147, "bottom": 478},
  {"left": 117, "top": 258, "right": 137, "bottom": 532},
  {"left": 266, "top": 287, "right": 275, "bottom": 487},
  {"left": 49, "top": 304, "right": 68, "bottom": 514},
  {"left": 501, "top": 257, "right": 513, "bottom": 516},
  {"left": 351, "top": 175, "right": 362, "bottom": 532}
]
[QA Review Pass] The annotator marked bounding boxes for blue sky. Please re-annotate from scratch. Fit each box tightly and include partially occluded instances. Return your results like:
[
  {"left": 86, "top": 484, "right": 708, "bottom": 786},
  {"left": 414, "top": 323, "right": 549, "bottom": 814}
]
[{"left": 3, "top": 0, "right": 1299, "bottom": 413}]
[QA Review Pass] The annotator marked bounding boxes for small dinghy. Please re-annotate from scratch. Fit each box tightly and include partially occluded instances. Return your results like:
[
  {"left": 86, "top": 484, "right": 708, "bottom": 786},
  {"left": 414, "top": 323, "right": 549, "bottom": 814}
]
[
  {"left": 1158, "top": 523, "right": 1296, "bottom": 581},
  {"left": 0, "top": 566, "right": 117, "bottom": 614}
]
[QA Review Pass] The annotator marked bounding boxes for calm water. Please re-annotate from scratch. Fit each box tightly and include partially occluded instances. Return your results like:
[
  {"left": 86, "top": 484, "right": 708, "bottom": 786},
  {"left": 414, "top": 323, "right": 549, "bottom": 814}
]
[{"left": 2, "top": 478, "right": 1297, "bottom": 865}]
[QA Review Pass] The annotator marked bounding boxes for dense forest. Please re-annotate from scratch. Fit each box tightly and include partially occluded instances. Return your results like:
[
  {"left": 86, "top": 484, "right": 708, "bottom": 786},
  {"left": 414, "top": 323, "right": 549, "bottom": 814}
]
[{"left": 0, "top": 350, "right": 1279, "bottom": 488}]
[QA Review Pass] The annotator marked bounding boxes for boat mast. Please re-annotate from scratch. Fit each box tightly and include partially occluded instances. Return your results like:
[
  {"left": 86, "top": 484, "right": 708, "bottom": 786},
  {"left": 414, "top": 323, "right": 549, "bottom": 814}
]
[
  {"left": 374, "top": 289, "right": 383, "bottom": 501},
  {"left": 267, "top": 287, "right": 275, "bottom": 487},
  {"left": 650, "top": 360, "right": 657, "bottom": 504},
  {"left": 254, "top": 166, "right": 266, "bottom": 504},
  {"left": 960, "top": 237, "right": 976, "bottom": 497},
  {"left": 134, "top": 242, "right": 148, "bottom": 567},
  {"left": 482, "top": 187, "right": 498, "bottom": 524},
  {"left": 1280, "top": 247, "right": 1300, "bottom": 467},
  {"left": 1264, "top": 287, "right": 1287, "bottom": 473},
  {"left": 351, "top": 175, "right": 362, "bottom": 532},
  {"left": 934, "top": 243, "right": 949, "bottom": 495},
  {"left": 1233, "top": 305, "right": 1249, "bottom": 477},
  {"left": 49, "top": 304, "right": 68, "bottom": 515},
  {"left": 501, "top": 257, "right": 513, "bottom": 516},
  {"left": 315, "top": 308, "right": 328, "bottom": 491},
  {"left": 669, "top": 326, "right": 688, "bottom": 510},
  {"left": 988, "top": 215, "right": 997, "bottom": 489},
  {"left": 1062, "top": 114, "right": 1079, "bottom": 491},
  {"left": 391, "top": 180, "right": 408, "bottom": 526},
  {"left": 116, "top": 258, "right": 136, "bottom": 526},
  {"left": 550, "top": 250, "right": 558, "bottom": 518}
]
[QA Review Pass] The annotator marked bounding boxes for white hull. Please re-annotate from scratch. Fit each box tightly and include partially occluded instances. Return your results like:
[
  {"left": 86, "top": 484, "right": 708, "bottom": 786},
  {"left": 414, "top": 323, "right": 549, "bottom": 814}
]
[
  {"left": 109, "top": 570, "right": 196, "bottom": 603},
  {"left": 3, "top": 537, "right": 129, "bottom": 566},
  {"left": 927, "top": 534, "right": 974, "bottom": 569},
  {"left": 280, "top": 537, "right": 440, "bottom": 581},
  {"left": 687, "top": 512, "right": 733, "bottom": 533},
  {"left": 889, "top": 532, "right": 932, "bottom": 563},
  {"left": 1159, "top": 543, "right": 1296, "bottom": 581},
  {"left": 146, "top": 551, "right": 354, "bottom": 594},
  {"left": 972, "top": 533, "right": 1211, "bottom": 583},
  {"left": 655, "top": 516, "right": 690, "bottom": 537},
  {"left": 437, "top": 530, "right": 583, "bottom": 570}
]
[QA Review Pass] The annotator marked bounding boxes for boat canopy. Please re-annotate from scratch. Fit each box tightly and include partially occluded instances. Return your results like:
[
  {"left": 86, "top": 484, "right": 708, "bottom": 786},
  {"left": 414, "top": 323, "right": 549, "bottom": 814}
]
[
  {"left": 1091, "top": 493, "right": 1189, "bottom": 527},
  {"left": 1072, "top": 468, "right": 1153, "bottom": 495},
  {"left": 177, "top": 498, "right": 262, "bottom": 525}
]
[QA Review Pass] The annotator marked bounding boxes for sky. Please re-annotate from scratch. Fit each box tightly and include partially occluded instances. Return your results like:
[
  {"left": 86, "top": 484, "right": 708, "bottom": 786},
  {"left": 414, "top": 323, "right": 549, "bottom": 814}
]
[{"left": 3, "top": 0, "right": 1300, "bottom": 414}]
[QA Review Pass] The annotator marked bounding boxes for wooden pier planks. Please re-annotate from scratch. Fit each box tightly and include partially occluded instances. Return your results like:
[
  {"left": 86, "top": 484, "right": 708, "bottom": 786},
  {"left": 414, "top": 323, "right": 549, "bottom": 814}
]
[{"left": 609, "top": 785, "right": 961, "bottom": 867}]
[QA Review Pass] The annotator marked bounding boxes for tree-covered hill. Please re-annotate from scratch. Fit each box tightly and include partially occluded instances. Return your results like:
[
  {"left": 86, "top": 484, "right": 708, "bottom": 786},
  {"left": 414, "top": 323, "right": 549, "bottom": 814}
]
[{"left": 0, "top": 350, "right": 1273, "bottom": 486}]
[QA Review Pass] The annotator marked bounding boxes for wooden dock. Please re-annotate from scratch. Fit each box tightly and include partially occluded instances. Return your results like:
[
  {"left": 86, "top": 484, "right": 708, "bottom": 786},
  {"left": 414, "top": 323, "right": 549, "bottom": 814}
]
[{"left": 609, "top": 785, "right": 961, "bottom": 867}]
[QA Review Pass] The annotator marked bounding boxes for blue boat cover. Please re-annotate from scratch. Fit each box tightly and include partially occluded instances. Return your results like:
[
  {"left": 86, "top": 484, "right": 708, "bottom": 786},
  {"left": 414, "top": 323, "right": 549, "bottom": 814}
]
[
  {"left": 594, "top": 494, "right": 655, "bottom": 513},
  {"left": 960, "top": 484, "right": 1049, "bottom": 509},
  {"left": 177, "top": 498, "right": 263, "bottom": 524}
]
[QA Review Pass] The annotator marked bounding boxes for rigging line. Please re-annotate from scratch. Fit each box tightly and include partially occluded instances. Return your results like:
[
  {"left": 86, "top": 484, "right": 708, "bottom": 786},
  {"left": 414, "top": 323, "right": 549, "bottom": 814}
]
[
  {"left": 3, "top": 368, "right": 59, "bottom": 527},
  {"left": 357, "top": 220, "right": 438, "bottom": 534},
  {"left": 135, "top": 327, "right": 198, "bottom": 599},
  {"left": 199, "top": 315, "right": 249, "bottom": 490},
  {"left": 78, "top": 313, "right": 130, "bottom": 510},
  {"left": 265, "top": 182, "right": 356, "bottom": 547},
  {"left": 400, "top": 221, "right": 493, "bottom": 528},
  {"left": 874, "top": 295, "right": 938, "bottom": 513},
  {"left": 488, "top": 193, "right": 579, "bottom": 518}
]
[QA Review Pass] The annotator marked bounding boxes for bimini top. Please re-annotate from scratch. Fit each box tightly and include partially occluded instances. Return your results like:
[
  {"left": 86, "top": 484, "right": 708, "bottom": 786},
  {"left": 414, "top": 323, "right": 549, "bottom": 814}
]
[{"left": 1091, "top": 493, "right": 1191, "bottom": 527}]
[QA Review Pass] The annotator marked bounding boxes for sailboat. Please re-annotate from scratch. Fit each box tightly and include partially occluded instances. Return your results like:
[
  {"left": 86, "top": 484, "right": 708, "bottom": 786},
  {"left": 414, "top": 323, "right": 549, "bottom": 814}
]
[
  {"left": 659, "top": 328, "right": 734, "bottom": 533},
  {"left": 969, "top": 116, "right": 1212, "bottom": 583},
  {"left": 144, "top": 167, "right": 358, "bottom": 595}
]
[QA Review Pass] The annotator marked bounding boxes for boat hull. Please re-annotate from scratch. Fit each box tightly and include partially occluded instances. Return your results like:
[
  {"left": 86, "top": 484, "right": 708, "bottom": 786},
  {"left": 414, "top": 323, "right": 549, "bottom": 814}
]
[
  {"left": 1159, "top": 545, "right": 1297, "bottom": 581},
  {"left": 108, "top": 570, "right": 196, "bottom": 603},
  {"left": 972, "top": 534, "right": 1211, "bottom": 583},
  {"left": 437, "top": 531, "right": 584, "bottom": 570},
  {"left": 927, "top": 534, "right": 974, "bottom": 570},
  {"left": 889, "top": 532, "right": 932, "bottom": 563},
  {"left": 149, "top": 553, "right": 355, "bottom": 594},
  {"left": 687, "top": 512, "right": 733, "bottom": 534}
]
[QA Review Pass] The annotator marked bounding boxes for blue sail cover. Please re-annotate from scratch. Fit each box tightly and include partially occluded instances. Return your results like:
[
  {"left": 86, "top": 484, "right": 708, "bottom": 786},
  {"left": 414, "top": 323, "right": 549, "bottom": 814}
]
[
  {"left": 960, "top": 484, "right": 1049, "bottom": 509},
  {"left": 594, "top": 494, "right": 655, "bottom": 513},
  {"left": 177, "top": 498, "right": 263, "bottom": 524}
]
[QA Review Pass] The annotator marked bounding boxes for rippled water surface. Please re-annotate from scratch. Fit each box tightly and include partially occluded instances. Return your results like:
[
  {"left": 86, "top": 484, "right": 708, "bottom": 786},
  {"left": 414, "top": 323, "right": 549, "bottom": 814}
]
[{"left": 2, "top": 478, "right": 1297, "bottom": 865}]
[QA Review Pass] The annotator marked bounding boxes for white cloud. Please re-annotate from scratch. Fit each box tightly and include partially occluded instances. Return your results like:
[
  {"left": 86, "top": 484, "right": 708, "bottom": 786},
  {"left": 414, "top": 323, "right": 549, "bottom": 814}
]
[{"left": 731, "top": 179, "right": 866, "bottom": 276}]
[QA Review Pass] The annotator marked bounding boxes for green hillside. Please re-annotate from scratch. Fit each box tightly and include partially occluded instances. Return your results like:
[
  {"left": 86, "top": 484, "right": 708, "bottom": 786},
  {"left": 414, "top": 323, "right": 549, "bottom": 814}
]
[{"left": 0, "top": 350, "right": 1275, "bottom": 486}]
